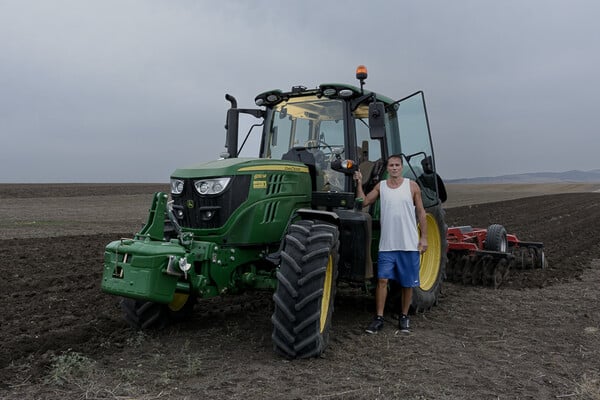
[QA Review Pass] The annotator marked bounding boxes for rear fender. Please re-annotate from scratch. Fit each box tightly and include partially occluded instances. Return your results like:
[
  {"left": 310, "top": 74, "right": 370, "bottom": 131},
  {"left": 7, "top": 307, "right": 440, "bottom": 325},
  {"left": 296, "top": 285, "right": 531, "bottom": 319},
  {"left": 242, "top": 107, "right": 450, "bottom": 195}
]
[
  {"left": 416, "top": 173, "right": 447, "bottom": 205},
  {"left": 436, "top": 174, "right": 447, "bottom": 203}
]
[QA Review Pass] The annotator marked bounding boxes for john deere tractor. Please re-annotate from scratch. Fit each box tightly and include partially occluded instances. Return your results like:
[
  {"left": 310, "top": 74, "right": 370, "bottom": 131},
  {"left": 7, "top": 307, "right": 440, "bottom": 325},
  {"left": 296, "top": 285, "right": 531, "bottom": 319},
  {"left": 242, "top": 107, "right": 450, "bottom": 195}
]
[{"left": 101, "top": 66, "right": 448, "bottom": 358}]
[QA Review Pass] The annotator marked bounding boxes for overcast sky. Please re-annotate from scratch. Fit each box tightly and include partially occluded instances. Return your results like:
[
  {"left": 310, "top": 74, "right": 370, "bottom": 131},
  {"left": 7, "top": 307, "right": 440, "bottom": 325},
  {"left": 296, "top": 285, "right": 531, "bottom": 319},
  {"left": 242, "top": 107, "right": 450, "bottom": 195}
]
[{"left": 1, "top": 0, "right": 598, "bottom": 183}]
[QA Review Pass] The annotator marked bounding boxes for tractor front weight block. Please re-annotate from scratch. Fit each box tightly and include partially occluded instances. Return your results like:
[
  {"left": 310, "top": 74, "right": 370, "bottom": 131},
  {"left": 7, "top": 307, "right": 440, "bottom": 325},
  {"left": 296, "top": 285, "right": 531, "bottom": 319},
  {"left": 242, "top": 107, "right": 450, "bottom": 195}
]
[{"left": 102, "top": 238, "right": 192, "bottom": 304}]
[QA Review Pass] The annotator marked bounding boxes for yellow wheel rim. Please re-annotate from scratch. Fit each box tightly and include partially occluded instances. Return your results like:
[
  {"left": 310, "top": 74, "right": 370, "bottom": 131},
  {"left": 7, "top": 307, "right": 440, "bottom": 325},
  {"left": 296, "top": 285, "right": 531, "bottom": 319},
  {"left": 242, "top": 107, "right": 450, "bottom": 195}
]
[
  {"left": 168, "top": 292, "right": 189, "bottom": 312},
  {"left": 419, "top": 213, "right": 442, "bottom": 291},
  {"left": 319, "top": 255, "right": 334, "bottom": 332}
]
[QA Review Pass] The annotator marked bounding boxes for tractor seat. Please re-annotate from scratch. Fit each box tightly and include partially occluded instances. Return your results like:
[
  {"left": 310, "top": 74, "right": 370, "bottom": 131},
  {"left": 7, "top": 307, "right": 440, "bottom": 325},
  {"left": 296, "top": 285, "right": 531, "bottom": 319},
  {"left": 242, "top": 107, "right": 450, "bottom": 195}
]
[
  {"left": 359, "top": 158, "right": 384, "bottom": 195},
  {"left": 359, "top": 160, "right": 375, "bottom": 186}
]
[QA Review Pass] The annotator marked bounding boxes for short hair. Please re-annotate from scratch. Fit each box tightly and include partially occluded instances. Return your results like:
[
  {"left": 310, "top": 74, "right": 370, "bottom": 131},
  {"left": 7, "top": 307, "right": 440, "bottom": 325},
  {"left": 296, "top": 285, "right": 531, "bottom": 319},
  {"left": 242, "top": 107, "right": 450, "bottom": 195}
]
[{"left": 386, "top": 154, "right": 403, "bottom": 166}]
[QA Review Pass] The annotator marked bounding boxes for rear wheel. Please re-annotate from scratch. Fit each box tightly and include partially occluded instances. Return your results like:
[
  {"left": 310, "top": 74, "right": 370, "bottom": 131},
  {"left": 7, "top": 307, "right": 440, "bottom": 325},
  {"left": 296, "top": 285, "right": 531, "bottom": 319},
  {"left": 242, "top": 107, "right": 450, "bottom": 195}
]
[
  {"left": 411, "top": 204, "right": 447, "bottom": 312},
  {"left": 271, "top": 220, "right": 339, "bottom": 359}
]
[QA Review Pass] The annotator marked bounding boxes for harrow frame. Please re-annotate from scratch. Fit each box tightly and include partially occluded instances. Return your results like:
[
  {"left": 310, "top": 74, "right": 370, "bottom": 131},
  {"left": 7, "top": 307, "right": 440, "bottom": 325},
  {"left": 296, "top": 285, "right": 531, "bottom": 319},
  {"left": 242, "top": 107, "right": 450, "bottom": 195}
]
[{"left": 445, "top": 225, "right": 545, "bottom": 288}]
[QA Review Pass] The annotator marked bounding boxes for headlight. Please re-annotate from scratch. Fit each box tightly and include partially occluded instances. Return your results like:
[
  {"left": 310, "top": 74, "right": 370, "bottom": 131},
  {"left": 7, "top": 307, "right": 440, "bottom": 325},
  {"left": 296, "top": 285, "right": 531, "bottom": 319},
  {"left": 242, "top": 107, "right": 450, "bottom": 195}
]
[
  {"left": 194, "top": 177, "right": 231, "bottom": 195},
  {"left": 171, "top": 179, "right": 184, "bottom": 195}
]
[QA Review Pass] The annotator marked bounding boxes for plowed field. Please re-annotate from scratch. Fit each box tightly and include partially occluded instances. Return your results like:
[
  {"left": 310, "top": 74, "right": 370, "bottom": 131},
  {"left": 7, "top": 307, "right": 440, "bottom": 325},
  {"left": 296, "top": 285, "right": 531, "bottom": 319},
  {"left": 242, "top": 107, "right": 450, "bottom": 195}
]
[{"left": 1, "top": 184, "right": 599, "bottom": 399}]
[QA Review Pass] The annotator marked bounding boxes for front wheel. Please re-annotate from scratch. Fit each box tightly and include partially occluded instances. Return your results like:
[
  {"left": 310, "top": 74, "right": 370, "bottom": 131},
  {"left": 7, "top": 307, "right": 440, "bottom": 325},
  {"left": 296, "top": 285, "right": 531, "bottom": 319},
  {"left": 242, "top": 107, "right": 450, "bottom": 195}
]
[
  {"left": 271, "top": 220, "right": 340, "bottom": 359},
  {"left": 120, "top": 293, "right": 196, "bottom": 330}
]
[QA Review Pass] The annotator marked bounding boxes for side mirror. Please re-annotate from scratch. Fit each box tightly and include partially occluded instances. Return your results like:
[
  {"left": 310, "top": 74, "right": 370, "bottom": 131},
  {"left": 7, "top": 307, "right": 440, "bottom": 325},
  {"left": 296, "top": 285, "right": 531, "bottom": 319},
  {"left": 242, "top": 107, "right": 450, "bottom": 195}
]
[
  {"left": 225, "top": 108, "right": 239, "bottom": 158},
  {"left": 369, "top": 102, "right": 385, "bottom": 139}
]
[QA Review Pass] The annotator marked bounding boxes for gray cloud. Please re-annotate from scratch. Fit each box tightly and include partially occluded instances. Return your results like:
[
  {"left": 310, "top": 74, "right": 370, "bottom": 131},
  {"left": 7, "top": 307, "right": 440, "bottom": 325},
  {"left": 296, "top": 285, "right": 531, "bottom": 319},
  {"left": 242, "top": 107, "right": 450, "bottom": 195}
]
[{"left": 1, "top": 0, "right": 599, "bottom": 182}]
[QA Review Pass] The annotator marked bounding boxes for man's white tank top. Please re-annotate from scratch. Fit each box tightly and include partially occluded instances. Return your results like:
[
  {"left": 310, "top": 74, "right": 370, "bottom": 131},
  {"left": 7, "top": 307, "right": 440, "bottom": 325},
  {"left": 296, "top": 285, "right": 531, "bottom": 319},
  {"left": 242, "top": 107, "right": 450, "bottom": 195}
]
[{"left": 379, "top": 179, "right": 419, "bottom": 251}]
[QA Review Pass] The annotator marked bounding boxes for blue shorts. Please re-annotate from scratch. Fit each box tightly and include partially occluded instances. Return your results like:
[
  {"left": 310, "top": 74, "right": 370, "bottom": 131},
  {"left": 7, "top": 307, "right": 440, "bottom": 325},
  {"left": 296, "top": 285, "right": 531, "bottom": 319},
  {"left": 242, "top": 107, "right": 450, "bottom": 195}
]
[{"left": 377, "top": 251, "right": 420, "bottom": 287}]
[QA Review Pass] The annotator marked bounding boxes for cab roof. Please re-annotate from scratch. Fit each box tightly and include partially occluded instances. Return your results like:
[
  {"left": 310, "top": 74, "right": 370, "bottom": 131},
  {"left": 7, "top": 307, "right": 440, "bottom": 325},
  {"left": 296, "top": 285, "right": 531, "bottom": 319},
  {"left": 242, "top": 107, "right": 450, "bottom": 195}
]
[{"left": 254, "top": 83, "right": 395, "bottom": 108}]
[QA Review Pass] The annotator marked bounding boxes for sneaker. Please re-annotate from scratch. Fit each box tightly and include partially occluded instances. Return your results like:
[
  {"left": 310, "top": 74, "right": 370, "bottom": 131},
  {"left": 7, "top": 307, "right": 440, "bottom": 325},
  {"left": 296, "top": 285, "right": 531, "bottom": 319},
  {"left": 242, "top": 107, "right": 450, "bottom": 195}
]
[
  {"left": 365, "top": 316, "right": 384, "bottom": 334},
  {"left": 398, "top": 314, "right": 411, "bottom": 334}
]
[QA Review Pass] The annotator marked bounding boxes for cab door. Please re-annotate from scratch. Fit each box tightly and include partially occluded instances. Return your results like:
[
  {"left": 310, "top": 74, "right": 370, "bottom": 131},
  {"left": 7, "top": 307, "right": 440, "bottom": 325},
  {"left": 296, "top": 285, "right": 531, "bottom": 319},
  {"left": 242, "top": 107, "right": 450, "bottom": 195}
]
[{"left": 387, "top": 91, "right": 441, "bottom": 208}]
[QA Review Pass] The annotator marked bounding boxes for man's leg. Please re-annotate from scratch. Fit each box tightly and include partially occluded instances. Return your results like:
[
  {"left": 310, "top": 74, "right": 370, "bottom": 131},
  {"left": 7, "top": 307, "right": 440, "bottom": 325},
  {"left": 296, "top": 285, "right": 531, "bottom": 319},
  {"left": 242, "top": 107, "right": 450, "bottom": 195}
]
[
  {"left": 397, "top": 251, "right": 419, "bottom": 333},
  {"left": 367, "top": 252, "right": 395, "bottom": 334},
  {"left": 375, "top": 278, "right": 389, "bottom": 316},
  {"left": 399, "top": 286, "right": 413, "bottom": 333},
  {"left": 366, "top": 278, "right": 388, "bottom": 334},
  {"left": 400, "top": 286, "right": 412, "bottom": 316}
]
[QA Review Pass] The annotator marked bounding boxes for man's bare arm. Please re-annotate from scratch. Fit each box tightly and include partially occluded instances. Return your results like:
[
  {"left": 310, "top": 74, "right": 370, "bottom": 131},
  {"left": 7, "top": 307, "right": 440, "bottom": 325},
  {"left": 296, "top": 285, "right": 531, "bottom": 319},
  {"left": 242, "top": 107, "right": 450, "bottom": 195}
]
[{"left": 354, "top": 171, "right": 380, "bottom": 207}]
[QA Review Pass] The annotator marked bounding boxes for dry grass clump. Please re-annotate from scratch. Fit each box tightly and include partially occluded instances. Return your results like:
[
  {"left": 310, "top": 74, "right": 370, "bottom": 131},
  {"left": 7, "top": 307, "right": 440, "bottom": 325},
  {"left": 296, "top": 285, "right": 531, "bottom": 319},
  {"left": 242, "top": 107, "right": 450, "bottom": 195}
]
[
  {"left": 44, "top": 350, "right": 97, "bottom": 386},
  {"left": 575, "top": 371, "right": 600, "bottom": 399}
]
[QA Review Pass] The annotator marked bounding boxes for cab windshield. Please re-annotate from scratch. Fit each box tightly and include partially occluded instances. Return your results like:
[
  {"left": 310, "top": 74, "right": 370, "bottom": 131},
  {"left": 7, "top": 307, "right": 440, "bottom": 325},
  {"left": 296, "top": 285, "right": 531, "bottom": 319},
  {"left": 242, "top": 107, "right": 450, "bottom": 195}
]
[{"left": 263, "top": 97, "right": 346, "bottom": 191}]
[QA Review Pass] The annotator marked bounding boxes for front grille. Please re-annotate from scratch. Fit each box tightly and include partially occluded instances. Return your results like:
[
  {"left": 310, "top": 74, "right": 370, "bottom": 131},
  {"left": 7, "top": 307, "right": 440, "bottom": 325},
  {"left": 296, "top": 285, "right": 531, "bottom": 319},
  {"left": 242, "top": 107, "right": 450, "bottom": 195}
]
[
  {"left": 266, "top": 174, "right": 284, "bottom": 195},
  {"left": 172, "top": 175, "right": 251, "bottom": 229}
]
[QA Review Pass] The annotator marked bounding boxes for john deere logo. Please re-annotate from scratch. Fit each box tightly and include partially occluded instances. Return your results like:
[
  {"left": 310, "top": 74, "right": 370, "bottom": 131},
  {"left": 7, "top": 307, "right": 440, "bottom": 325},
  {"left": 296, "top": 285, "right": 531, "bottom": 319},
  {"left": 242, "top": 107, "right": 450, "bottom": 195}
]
[{"left": 186, "top": 200, "right": 194, "bottom": 208}]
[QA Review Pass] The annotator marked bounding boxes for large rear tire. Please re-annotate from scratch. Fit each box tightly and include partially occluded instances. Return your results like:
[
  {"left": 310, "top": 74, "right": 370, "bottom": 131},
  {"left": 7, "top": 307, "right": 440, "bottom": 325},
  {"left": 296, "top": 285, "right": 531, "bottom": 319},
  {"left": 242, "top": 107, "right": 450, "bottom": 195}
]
[
  {"left": 271, "top": 220, "right": 339, "bottom": 359},
  {"left": 411, "top": 204, "right": 447, "bottom": 312}
]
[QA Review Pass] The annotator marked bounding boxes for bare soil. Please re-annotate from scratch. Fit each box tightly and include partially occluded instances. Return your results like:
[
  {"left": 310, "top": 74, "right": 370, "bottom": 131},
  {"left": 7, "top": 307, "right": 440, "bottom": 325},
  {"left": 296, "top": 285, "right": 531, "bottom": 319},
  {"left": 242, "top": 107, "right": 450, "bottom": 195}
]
[{"left": 1, "top": 184, "right": 599, "bottom": 399}]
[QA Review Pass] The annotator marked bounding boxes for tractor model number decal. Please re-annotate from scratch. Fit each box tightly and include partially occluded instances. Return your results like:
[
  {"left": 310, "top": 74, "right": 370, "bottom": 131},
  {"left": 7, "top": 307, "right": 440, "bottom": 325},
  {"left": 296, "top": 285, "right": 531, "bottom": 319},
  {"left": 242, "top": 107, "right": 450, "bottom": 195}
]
[
  {"left": 253, "top": 174, "right": 268, "bottom": 189},
  {"left": 253, "top": 180, "right": 267, "bottom": 189},
  {"left": 186, "top": 200, "right": 194, "bottom": 208}
]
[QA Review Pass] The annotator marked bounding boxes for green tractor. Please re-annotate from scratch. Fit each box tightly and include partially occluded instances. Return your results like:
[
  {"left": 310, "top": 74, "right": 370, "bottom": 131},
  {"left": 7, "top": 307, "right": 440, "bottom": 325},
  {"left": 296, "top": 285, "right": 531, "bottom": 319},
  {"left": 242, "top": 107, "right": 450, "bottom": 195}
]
[{"left": 101, "top": 66, "right": 448, "bottom": 358}]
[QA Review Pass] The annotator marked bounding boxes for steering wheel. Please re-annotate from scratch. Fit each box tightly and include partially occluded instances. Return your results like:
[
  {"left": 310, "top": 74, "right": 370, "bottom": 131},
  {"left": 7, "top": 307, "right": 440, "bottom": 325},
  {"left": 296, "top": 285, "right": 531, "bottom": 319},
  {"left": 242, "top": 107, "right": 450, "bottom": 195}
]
[
  {"left": 305, "top": 139, "right": 335, "bottom": 170},
  {"left": 304, "top": 139, "right": 334, "bottom": 158}
]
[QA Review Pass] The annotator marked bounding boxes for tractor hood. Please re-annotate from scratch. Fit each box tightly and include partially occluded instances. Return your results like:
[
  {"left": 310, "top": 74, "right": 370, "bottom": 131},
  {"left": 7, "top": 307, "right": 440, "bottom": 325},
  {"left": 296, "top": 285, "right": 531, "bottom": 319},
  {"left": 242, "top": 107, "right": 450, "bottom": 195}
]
[{"left": 171, "top": 157, "right": 308, "bottom": 179}]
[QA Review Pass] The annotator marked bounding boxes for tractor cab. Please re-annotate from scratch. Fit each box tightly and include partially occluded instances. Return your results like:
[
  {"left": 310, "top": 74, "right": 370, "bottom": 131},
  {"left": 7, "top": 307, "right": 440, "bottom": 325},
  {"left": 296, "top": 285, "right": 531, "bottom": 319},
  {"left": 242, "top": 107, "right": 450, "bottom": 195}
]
[{"left": 225, "top": 66, "right": 445, "bottom": 210}]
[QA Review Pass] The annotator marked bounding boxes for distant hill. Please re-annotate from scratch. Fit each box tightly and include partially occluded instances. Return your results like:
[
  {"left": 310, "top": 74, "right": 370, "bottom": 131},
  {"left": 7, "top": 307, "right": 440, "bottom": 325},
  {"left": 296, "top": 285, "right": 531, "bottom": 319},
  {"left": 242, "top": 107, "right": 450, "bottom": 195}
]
[{"left": 447, "top": 169, "right": 600, "bottom": 184}]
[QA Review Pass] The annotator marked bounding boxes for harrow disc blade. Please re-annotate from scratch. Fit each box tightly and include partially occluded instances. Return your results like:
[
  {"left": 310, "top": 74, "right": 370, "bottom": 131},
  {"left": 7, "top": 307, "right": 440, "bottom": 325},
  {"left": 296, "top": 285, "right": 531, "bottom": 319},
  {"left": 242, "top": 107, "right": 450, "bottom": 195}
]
[
  {"left": 461, "top": 257, "right": 473, "bottom": 285},
  {"left": 493, "top": 258, "right": 510, "bottom": 289},
  {"left": 536, "top": 248, "right": 547, "bottom": 269},
  {"left": 511, "top": 246, "right": 546, "bottom": 270}
]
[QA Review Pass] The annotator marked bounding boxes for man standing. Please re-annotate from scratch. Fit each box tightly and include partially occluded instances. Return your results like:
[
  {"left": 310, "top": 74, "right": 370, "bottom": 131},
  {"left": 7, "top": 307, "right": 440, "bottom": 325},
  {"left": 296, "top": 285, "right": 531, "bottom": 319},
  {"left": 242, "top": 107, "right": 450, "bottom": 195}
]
[{"left": 354, "top": 154, "right": 428, "bottom": 334}]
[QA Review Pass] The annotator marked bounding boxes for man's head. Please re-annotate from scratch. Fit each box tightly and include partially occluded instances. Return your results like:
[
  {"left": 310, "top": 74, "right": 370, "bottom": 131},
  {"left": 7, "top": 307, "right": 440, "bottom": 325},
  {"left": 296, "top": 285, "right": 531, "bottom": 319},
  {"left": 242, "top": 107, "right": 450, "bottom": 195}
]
[
  {"left": 386, "top": 154, "right": 403, "bottom": 167},
  {"left": 386, "top": 154, "right": 404, "bottom": 177}
]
